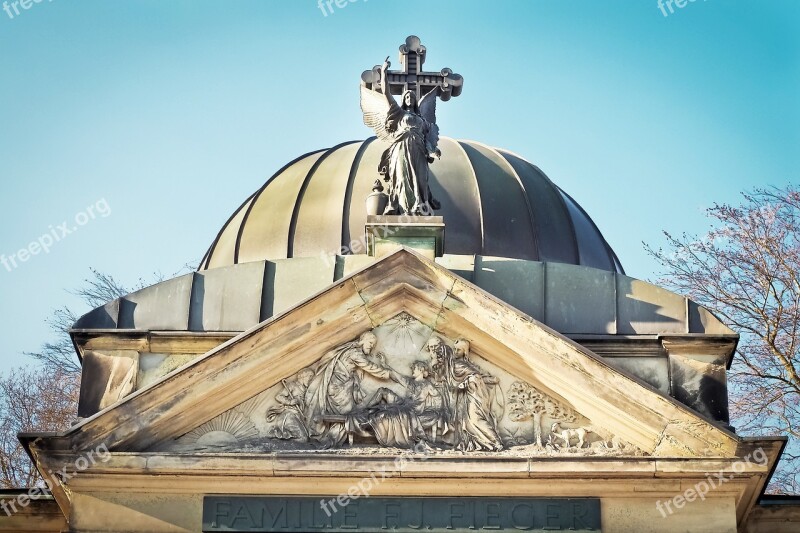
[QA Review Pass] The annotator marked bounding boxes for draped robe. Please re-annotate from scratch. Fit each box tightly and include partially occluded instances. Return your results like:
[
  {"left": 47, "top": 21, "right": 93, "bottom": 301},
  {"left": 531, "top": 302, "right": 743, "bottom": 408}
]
[
  {"left": 446, "top": 355, "right": 503, "bottom": 451},
  {"left": 303, "top": 342, "right": 392, "bottom": 447}
]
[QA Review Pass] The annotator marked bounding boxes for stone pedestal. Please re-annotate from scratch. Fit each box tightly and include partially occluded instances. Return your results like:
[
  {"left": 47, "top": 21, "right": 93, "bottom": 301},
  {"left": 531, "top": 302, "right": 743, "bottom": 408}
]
[{"left": 365, "top": 215, "right": 445, "bottom": 260}]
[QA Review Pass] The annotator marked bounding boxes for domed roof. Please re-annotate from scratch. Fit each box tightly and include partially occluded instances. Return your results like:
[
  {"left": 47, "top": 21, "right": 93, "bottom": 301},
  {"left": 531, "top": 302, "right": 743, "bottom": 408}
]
[{"left": 199, "top": 137, "right": 623, "bottom": 273}]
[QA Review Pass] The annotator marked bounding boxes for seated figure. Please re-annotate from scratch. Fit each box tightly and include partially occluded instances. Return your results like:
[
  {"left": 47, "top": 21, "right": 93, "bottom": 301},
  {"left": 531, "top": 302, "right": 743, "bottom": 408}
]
[
  {"left": 357, "top": 361, "right": 449, "bottom": 448},
  {"left": 405, "top": 361, "right": 449, "bottom": 442}
]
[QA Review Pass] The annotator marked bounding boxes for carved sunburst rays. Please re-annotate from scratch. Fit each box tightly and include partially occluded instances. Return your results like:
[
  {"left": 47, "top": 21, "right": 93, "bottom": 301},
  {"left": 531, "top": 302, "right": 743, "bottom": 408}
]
[
  {"left": 377, "top": 312, "right": 433, "bottom": 358},
  {"left": 180, "top": 408, "right": 260, "bottom": 446}
]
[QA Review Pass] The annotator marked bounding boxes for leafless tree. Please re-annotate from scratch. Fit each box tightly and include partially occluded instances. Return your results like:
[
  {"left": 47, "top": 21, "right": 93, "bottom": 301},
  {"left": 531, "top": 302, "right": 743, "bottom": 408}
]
[
  {"left": 0, "top": 366, "right": 79, "bottom": 488},
  {"left": 646, "top": 185, "right": 800, "bottom": 493},
  {"left": 0, "top": 267, "right": 183, "bottom": 488},
  {"left": 24, "top": 269, "right": 172, "bottom": 374}
]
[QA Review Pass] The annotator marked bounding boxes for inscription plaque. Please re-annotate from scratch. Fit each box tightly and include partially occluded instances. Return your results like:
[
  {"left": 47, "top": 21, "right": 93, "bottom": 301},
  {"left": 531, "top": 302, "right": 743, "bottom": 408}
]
[{"left": 203, "top": 496, "right": 600, "bottom": 532}]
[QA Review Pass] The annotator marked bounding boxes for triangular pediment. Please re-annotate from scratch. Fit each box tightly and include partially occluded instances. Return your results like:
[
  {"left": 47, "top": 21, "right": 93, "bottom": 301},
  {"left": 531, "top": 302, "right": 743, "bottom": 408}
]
[
  {"left": 163, "top": 312, "right": 640, "bottom": 456},
  {"left": 49, "top": 248, "right": 738, "bottom": 459}
]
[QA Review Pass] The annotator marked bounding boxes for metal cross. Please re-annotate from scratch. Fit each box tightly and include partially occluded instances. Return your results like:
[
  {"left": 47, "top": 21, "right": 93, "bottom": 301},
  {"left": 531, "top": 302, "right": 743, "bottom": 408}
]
[{"left": 361, "top": 35, "right": 464, "bottom": 102}]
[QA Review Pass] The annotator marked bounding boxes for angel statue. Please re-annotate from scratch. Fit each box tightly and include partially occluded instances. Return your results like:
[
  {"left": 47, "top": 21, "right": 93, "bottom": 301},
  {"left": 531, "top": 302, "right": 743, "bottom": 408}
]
[{"left": 360, "top": 57, "right": 442, "bottom": 216}]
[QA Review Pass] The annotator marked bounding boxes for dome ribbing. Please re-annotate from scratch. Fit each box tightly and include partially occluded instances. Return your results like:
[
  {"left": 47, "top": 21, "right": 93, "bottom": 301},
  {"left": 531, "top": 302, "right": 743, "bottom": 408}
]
[{"left": 199, "top": 137, "right": 623, "bottom": 273}]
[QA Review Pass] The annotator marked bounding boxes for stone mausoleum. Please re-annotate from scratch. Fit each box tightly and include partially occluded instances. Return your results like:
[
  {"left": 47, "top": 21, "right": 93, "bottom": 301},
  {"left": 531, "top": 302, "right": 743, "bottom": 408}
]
[{"left": 2, "top": 36, "right": 799, "bottom": 533}]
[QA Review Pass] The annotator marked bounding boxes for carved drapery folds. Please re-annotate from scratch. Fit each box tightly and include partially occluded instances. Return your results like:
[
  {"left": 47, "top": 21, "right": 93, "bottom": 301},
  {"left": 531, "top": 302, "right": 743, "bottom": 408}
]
[{"left": 171, "top": 313, "right": 640, "bottom": 456}]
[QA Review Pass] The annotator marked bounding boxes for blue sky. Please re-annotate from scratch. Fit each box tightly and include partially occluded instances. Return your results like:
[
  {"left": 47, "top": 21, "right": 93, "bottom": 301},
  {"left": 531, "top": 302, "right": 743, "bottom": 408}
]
[{"left": 0, "top": 0, "right": 797, "bottom": 373}]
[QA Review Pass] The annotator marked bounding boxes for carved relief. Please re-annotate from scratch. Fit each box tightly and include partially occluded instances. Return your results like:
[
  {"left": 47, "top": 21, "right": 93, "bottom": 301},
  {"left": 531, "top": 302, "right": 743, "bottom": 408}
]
[
  {"left": 505, "top": 380, "right": 638, "bottom": 455},
  {"left": 265, "top": 368, "right": 314, "bottom": 441},
  {"left": 304, "top": 330, "right": 410, "bottom": 448},
  {"left": 181, "top": 409, "right": 259, "bottom": 450},
  {"left": 168, "top": 313, "right": 643, "bottom": 456},
  {"left": 427, "top": 337, "right": 503, "bottom": 451},
  {"left": 507, "top": 381, "right": 576, "bottom": 448}
]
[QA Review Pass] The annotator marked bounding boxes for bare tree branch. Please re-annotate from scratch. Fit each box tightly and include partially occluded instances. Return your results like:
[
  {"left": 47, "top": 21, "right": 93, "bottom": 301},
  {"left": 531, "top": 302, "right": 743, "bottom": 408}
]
[
  {"left": 646, "top": 184, "right": 800, "bottom": 494},
  {"left": 0, "top": 266, "right": 192, "bottom": 488},
  {"left": 0, "top": 367, "right": 79, "bottom": 488}
]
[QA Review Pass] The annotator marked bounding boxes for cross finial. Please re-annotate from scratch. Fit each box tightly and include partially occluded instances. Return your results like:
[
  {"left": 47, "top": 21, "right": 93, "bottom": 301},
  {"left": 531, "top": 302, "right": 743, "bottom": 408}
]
[{"left": 361, "top": 35, "right": 463, "bottom": 102}]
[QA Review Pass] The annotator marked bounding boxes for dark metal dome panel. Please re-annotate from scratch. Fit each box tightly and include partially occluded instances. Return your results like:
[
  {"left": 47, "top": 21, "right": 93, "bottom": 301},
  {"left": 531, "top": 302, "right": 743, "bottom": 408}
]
[
  {"left": 428, "top": 138, "right": 483, "bottom": 255},
  {"left": 200, "top": 138, "right": 623, "bottom": 273},
  {"left": 496, "top": 150, "right": 581, "bottom": 266},
  {"left": 558, "top": 188, "right": 615, "bottom": 272},
  {"left": 343, "top": 138, "right": 379, "bottom": 252},
  {"left": 292, "top": 142, "right": 362, "bottom": 258},
  {"left": 460, "top": 141, "right": 538, "bottom": 261},
  {"left": 237, "top": 150, "right": 326, "bottom": 263}
]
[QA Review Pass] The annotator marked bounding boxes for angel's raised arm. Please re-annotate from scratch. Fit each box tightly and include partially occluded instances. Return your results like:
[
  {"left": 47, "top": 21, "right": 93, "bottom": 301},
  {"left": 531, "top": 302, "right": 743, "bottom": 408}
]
[
  {"left": 380, "top": 57, "right": 399, "bottom": 108},
  {"left": 360, "top": 57, "right": 403, "bottom": 141}
]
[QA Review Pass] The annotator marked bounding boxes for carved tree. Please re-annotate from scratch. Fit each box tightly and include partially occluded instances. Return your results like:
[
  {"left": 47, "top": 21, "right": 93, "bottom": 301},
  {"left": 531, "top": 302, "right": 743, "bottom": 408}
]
[
  {"left": 548, "top": 400, "right": 578, "bottom": 425},
  {"left": 508, "top": 381, "right": 581, "bottom": 448},
  {"left": 507, "top": 381, "right": 549, "bottom": 447},
  {"left": 646, "top": 185, "right": 800, "bottom": 493}
]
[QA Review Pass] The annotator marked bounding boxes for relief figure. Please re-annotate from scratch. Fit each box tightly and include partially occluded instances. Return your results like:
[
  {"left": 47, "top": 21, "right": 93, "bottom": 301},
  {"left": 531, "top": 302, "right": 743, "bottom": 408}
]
[
  {"left": 303, "top": 331, "right": 405, "bottom": 448},
  {"left": 360, "top": 58, "right": 442, "bottom": 215},
  {"left": 357, "top": 360, "right": 449, "bottom": 448},
  {"left": 426, "top": 337, "right": 504, "bottom": 451},
  {"left": 265, "top": 368, "right": 314, "bottom": 441}
]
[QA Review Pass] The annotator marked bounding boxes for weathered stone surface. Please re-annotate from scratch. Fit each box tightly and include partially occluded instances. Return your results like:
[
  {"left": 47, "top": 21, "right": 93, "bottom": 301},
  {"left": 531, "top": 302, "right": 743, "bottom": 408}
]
[
  {"left": 189, "top": 261, "right": 265, "bottom": 332},
  {"left": 26, "top": 443, "right": 781, "bottom": 533},
  {"left": 0, "top": 494, "right": 66, "bottom": 532},
  {"left": 28, "top": 249, "right": 781, "bottom": 533},
  {"left": 162, "top": 315, "right": 645, "bottom": 455},
  {"left": 119, "top": 274, "right": 193, "bottom": 330},
  {"left": 603, "top": 356, "right": 670, "bottom": 394},
  {"left": 474, "top": 256, "right": 544, "bottom": 320},
  {"left": 662, "top": 336, "right": 733, "bottom": 425},
  {"left": 70, "top": 492, "right": 201, "bottom": 533},
  {"left": 616, "top": 275, "right": 686, "bottom": 334},
  {"left": 78, "top": 350, "right": 139, "bottom": 418},
  {"left": 137, "top": 353, "right": 200, "bottom": 391},
  {"left": 61, "top": 250, "right": 738, "bottom": 458},
  {"left": 745, "top": 503, "right": 800, "bottom": 533},
  {"left": 602, "top": 497, "right": 737, "bottom": 533},
  {"left": 544, "top": 263, "right": 616, "bottom": 334},
  {"left": 70, "top": 279, "right": 372, "bottom": 453},
  {"left": 669, "top": 353, "right": 730, "bottom": 424}
]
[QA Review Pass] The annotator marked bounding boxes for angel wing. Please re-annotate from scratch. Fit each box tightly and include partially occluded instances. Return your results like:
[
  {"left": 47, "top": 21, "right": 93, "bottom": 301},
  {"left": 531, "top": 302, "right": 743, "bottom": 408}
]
[
  {"left": 418, "top": 88, "right": 440, "bottom": 153},
  {"left": 360, "top": 85, "right": 401, "bottom": 142}
]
